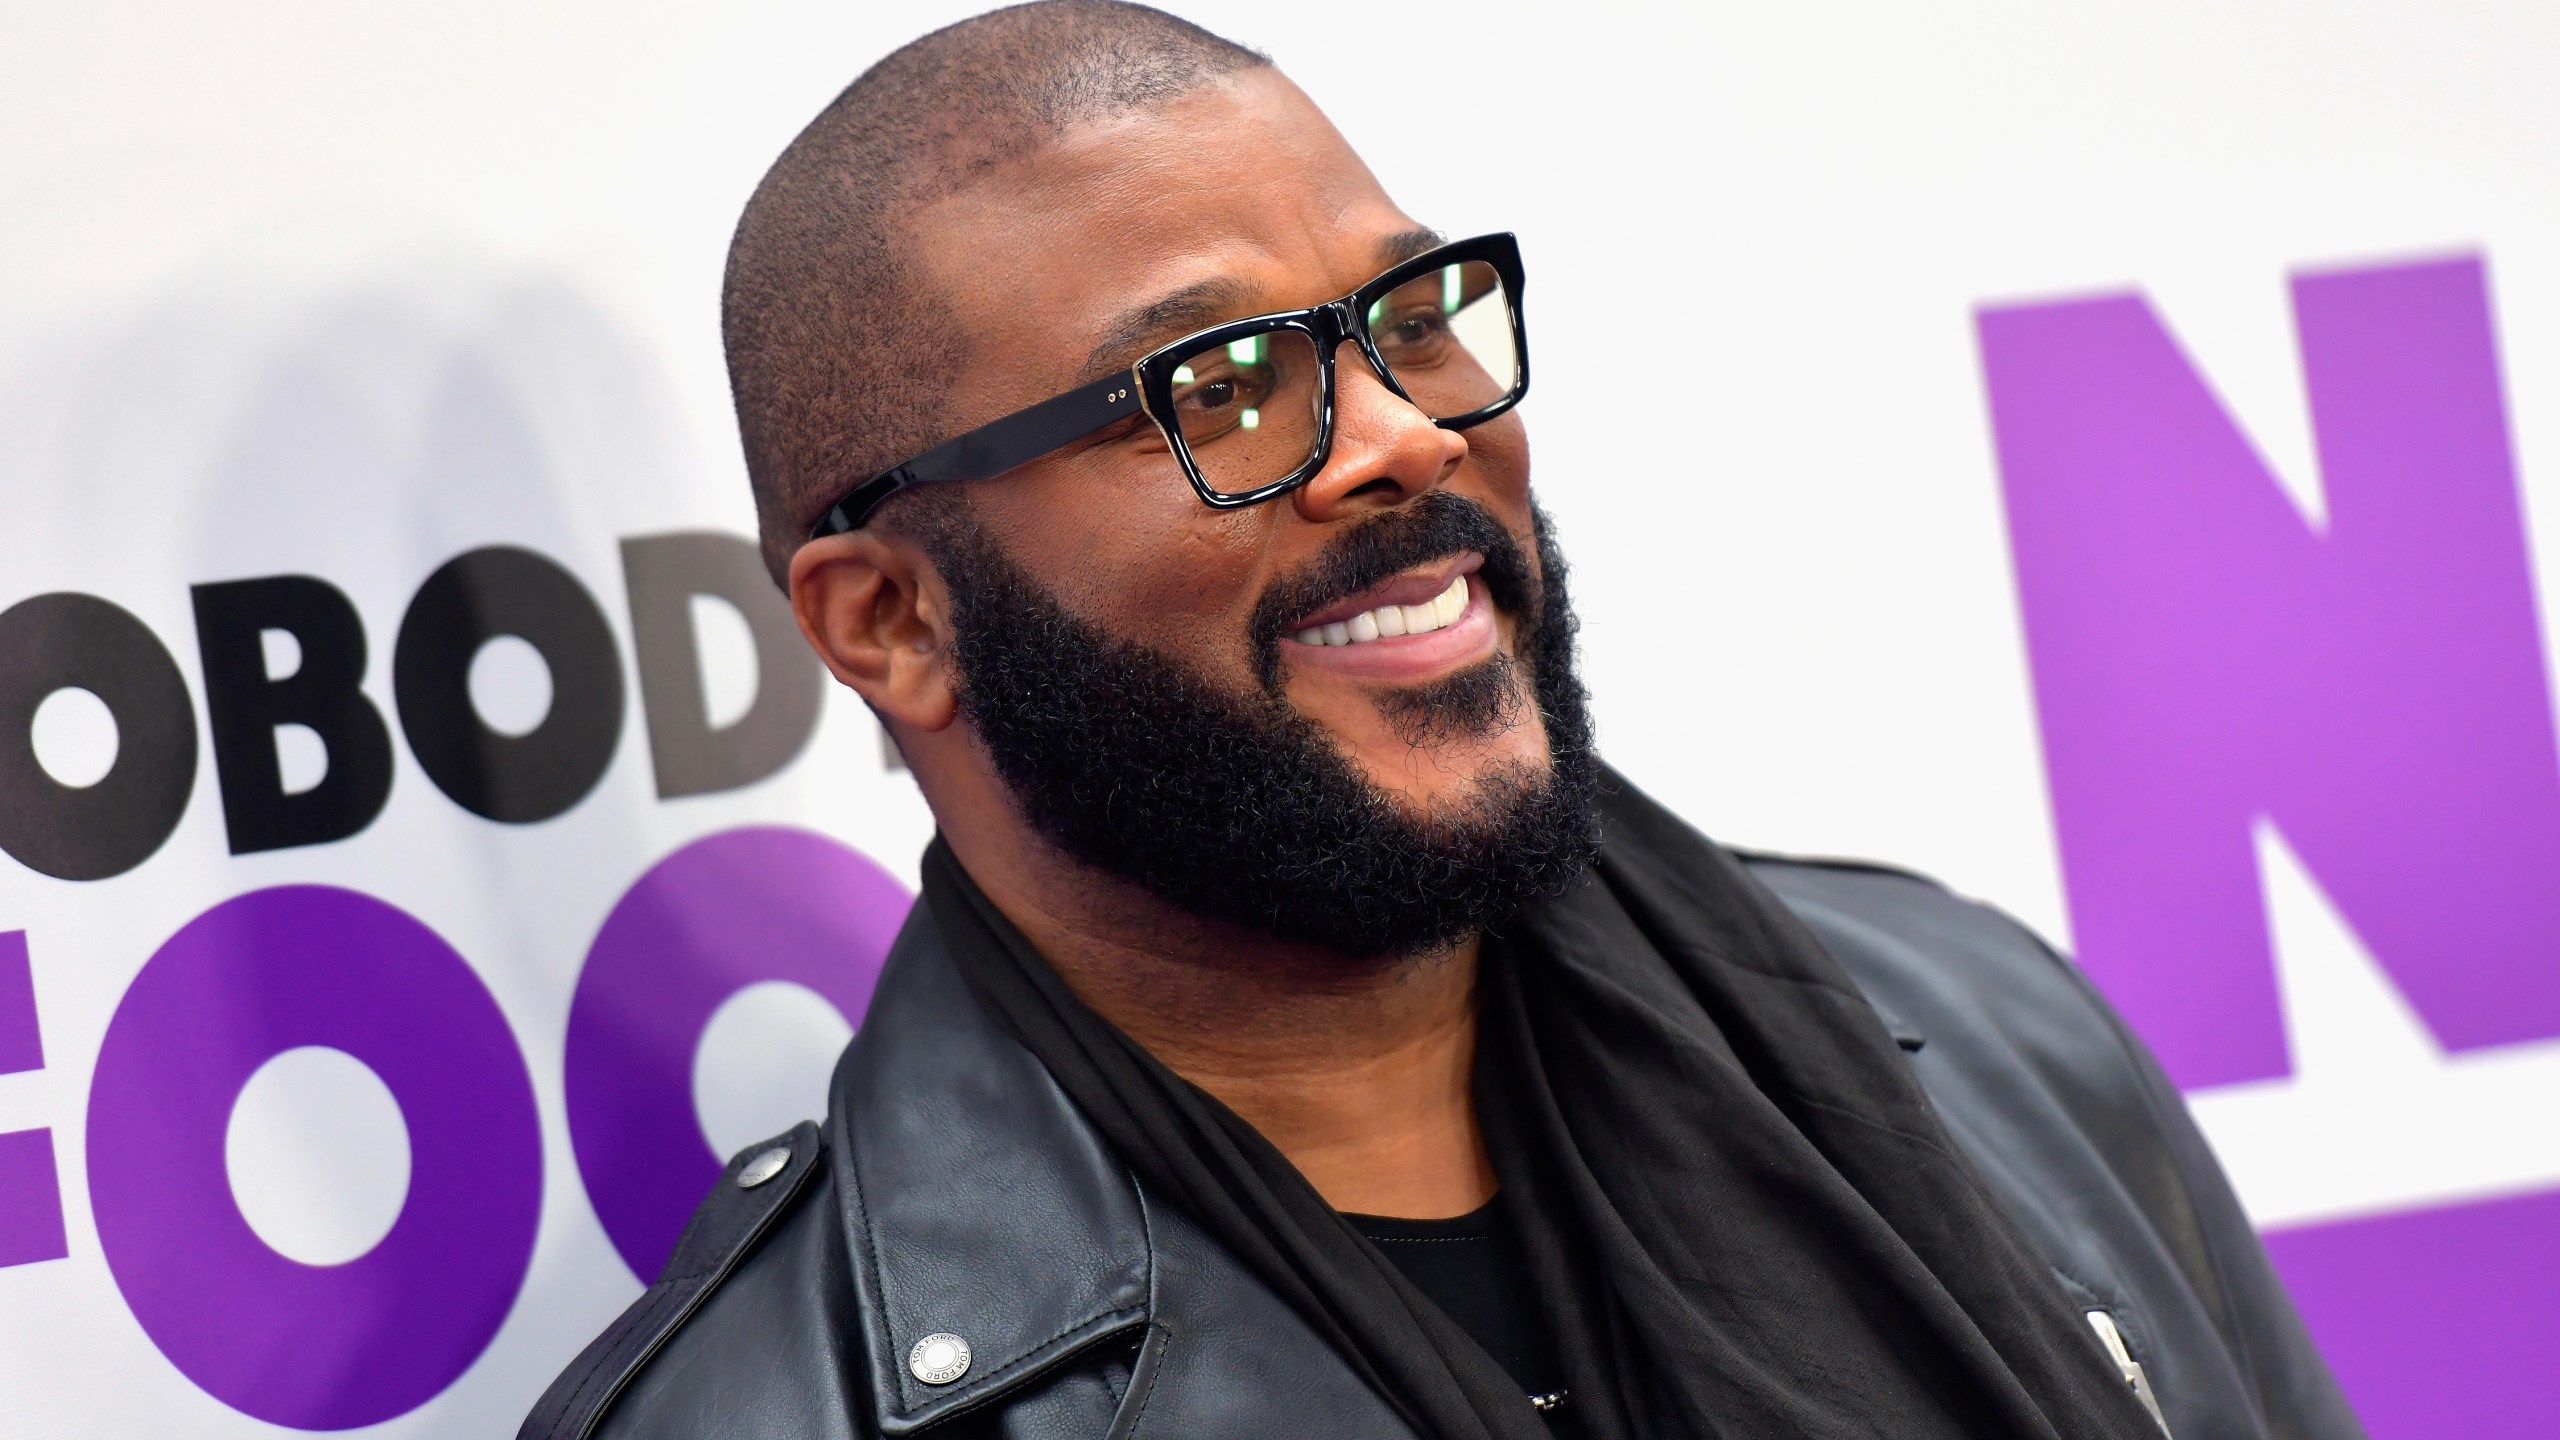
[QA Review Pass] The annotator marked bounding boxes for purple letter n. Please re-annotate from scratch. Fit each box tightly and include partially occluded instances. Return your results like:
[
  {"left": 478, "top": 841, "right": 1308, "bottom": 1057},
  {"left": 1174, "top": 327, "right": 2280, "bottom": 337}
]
[{"left": 1978, "top": 257, "right": 2560, "bottom": 1089}]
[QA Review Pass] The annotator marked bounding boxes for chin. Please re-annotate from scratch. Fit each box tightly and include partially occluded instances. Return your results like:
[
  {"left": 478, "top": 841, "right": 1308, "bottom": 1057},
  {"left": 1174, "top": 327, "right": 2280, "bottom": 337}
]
[{"left": 1355, "top": 728, "right": 1555, "bottom": 818}]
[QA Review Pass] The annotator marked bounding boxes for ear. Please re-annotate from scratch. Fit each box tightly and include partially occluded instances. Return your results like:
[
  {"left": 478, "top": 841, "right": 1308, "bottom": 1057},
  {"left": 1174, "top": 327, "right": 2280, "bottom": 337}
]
[{"left": 789, "top": 529, "right": 960, "bottom": 734}]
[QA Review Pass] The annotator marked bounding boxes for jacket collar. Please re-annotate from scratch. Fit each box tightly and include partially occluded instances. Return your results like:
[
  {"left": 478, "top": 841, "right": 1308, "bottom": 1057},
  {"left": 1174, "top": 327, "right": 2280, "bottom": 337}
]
[{"left": 826, "top": 898, "right": 1154, "bottom": 1435}]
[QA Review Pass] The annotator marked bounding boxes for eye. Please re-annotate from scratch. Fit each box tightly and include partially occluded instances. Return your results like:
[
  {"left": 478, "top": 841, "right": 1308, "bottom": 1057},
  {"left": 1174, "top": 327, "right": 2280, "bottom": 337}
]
[
  {"left": 1171, "top": 359, "right": 1265, "bottom": 414},
  {"left": 1374, "top": 305, "right": 1453, "bottom": 356}
]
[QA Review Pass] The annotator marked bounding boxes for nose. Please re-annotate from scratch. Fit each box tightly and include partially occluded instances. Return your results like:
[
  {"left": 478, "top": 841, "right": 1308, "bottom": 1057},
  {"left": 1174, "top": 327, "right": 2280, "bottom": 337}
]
[{"left": 1288, "top": 338, "right": 1468, "bottom": 523}]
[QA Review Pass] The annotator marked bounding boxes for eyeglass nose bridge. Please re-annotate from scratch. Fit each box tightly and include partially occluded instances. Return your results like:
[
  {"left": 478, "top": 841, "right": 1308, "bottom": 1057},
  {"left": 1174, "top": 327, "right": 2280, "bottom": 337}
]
[
  {"left": 1234, "top": 302, "right": 1433, "bottom": 514},
  {"left": 1318, "top": 297, "right": 1418, "bottom": 409}
]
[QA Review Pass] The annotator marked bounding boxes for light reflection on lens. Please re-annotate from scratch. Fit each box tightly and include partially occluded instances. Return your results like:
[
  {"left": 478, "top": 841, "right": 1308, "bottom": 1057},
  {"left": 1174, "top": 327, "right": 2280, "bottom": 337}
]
[{"left": 1240, "top": 408, "right": 1259, "bottom": 430}]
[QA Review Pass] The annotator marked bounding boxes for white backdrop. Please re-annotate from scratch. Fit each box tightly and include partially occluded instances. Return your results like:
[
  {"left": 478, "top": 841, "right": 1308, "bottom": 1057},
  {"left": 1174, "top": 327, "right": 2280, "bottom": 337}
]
[{"left": 3, "top": 2, "right": 2557, "bottom": 1434}]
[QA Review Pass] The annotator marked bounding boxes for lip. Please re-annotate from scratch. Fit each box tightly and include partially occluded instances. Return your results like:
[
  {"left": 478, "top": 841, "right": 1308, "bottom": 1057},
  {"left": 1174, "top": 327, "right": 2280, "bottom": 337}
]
[
  {"left": 1283, "top": 552, "right": 1485, "bottom": 633},
  {"left": 1278, "top": 562, "right": 1498, "bottom": 683}
]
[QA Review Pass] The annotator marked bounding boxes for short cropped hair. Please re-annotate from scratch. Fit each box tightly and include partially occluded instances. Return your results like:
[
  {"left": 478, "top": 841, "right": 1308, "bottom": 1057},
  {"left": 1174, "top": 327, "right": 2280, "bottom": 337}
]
[{"left": 723, "top": 1, "right": 1269, "bottom": 585}]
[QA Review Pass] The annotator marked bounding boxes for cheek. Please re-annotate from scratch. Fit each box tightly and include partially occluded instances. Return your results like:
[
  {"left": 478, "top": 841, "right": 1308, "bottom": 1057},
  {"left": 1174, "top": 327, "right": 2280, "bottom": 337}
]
[
  {"left": 979, "top": 456, "right": 1269, "bottom": 652},
  {"left": 1463, "top": 413, "right": 1532, "bottom": 497},
  {"left": 1117, "top": 521, "right": 1269, "bottom": 650}
]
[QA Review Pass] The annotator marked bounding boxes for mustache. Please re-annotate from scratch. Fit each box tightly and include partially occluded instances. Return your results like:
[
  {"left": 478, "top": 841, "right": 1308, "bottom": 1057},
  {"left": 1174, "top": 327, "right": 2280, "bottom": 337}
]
[{"left": 1246, "top": 491, "right": 1542, "bottom": 691}]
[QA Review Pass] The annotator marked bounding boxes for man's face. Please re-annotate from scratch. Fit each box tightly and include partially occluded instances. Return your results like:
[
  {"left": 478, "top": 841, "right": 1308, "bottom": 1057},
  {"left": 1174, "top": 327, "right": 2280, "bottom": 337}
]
[
  {"left": 905, "top": 68, "right": 1549, "bottom": 814},
  {"left": 886, "top": 68, "right": 1596, "bottom": 955}
]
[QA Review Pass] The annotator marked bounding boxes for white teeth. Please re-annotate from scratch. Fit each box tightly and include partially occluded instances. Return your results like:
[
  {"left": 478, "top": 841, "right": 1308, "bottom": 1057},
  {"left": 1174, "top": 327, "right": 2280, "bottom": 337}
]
[{"left": 1296, "top": 575, "right": 1473, "bottom": 647}]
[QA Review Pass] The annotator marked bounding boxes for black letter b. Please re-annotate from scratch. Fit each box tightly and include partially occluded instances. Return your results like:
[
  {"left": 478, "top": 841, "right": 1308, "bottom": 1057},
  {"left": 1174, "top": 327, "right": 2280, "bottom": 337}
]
[{"left": 192, "top": 576, "right": 395, "bottom": 854}]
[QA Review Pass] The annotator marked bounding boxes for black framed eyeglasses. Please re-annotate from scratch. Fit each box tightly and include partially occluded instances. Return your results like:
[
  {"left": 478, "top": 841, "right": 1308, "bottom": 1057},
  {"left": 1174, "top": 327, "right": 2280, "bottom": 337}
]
[{"left": 806, "top": 232, "right": 1529, "bottom": 538}]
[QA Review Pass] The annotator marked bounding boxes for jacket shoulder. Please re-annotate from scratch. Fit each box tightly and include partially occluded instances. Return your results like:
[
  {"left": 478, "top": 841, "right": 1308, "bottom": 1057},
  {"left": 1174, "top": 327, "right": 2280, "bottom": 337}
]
[
  {"left": 1734, "top": 850, "right": 2102, "bottom": 1047},
  {"left": 520, "top": 1121, "right": 856, "bottom": 1440},
  {"left": 1737, "top": 849, "right": 2365, "bottom": 1440},
  {"left": 1734, "top": 849, "right": 2194, "bottom": 1221}
]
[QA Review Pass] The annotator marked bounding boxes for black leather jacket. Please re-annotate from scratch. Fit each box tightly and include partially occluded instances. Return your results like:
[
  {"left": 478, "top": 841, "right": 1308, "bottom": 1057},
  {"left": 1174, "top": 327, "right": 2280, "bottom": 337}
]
[{"left": 523, "top": 853, "right": 2364, "bottom": 1440}]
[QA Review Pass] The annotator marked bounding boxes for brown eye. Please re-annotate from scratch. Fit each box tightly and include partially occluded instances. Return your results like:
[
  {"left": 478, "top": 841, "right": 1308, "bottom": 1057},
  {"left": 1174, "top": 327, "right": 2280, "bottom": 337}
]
[
  {"left": 1170, "top": 361, "right": 1243, "bottom": 414},
  {"left": 1374, "top": 306, "right": 1454, "bottom": 359}
]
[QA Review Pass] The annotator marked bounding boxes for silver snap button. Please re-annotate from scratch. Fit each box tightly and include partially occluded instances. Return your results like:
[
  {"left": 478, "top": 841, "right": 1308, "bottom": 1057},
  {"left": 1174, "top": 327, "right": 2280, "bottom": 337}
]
[
  {"left": 909, "top": 1332, "right": 971, "bottom": 1385},
  {"left": 735, "top": 1145, "right": 791, "bottom": 1189}
]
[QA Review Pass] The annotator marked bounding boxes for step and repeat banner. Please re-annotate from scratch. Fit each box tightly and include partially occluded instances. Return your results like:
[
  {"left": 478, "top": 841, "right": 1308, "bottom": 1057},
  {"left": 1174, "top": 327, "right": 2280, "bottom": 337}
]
[{"left": 3, "top": 2, "right": 2555, "bottom": 1435}]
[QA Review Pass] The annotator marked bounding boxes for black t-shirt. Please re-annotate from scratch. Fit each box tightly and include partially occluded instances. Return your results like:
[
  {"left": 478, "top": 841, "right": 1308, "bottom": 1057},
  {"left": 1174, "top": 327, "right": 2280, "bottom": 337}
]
[{"left": 1346, "top": 1198, "right": 1570, "bottom": 1426}]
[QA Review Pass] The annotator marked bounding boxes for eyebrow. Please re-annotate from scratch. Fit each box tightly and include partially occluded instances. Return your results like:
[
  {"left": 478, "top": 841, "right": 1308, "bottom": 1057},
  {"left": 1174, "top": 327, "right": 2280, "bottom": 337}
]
[
  {"left": 1080, "top": 227, "right": 1457, "bottom": 375},
  {"left": 1378, "top": 226, "right": 1448, "bottom": 267},
  {"left": 1084, "top": 277, "right": 1258, "bottom": 375}
]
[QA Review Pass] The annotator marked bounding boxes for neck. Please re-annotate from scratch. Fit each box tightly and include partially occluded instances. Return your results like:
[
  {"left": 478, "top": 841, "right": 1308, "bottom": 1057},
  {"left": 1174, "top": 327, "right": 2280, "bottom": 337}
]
[{"left": 935, "top": 791, "right": 1496, "bottom": 1220}]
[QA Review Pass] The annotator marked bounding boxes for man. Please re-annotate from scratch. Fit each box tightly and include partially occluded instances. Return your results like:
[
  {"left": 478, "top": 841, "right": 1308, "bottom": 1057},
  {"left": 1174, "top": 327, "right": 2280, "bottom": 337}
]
[{"left": 525, "top": 5, "right": 2363, "bottom": 1437}]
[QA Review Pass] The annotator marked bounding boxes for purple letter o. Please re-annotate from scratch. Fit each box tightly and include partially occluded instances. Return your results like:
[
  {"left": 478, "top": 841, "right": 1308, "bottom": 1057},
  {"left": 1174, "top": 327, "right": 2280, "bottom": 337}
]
[
  {"left": 87, "top": 885, "right": 541, "bottom": 1429},
  {"left": 565, "top": 826, "right": 909, "bottom": 1279}
]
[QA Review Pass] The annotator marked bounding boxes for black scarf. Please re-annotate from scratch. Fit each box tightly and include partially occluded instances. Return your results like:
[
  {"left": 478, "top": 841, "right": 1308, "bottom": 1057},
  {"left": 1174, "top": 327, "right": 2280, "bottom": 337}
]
[{"left": 930, "top": 772, "right": 2160, "bottom": 1440}]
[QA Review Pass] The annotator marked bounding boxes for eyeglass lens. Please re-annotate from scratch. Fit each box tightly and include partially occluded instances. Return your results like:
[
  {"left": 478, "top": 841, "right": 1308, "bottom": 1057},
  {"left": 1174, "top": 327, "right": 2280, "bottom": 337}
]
[
  {"left": 1168, "top": 260, "right": 1519, "bottom": 498},
  {"left": 1167, "top": 330, "right": 1327, "bottom": 499},
  {"left": 1367, "top": 259, "right": 1518, "bottom": 416}
]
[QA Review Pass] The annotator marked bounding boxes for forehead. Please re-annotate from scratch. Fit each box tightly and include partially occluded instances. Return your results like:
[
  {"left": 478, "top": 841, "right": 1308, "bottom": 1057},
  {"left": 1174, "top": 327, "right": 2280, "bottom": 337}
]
[{"left": 905, "top": 69, "right": 1424, "bottom": 420}]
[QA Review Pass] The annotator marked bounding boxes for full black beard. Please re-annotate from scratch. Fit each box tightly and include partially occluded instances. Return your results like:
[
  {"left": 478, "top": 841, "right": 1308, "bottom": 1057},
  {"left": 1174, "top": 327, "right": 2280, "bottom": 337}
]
[{"left": 929, "top": 490, "right": 1601, "bottom": 958}]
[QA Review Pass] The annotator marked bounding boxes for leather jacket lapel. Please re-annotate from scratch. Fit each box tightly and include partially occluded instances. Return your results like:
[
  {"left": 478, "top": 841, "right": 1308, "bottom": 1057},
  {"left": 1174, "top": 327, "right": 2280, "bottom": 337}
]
[{"left": 830, "top": 903, "right": 1153, "bottom": 1435}]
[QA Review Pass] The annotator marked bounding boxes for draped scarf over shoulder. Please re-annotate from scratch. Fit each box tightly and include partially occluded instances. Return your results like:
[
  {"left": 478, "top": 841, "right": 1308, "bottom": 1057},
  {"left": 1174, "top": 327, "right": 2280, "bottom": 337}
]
[{"left": 934, "top": 772, "right": 2161, "bottom": 1440}]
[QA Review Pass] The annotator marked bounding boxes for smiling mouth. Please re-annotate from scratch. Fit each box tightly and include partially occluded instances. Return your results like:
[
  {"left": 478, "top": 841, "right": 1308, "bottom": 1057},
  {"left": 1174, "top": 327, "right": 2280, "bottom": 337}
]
[
  {"left": 1281, "top": 553, "right": 1484, "bottom": 648},
  {"left": 1291, "top": 573, "right": 1470, "bottom": 646}
]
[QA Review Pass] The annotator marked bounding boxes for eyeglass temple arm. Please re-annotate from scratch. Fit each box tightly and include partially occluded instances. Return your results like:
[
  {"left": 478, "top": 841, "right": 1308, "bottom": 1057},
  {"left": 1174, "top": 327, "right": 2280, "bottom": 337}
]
[{"left": 809, "top": 371, "right": 1147, "bottom": 537}]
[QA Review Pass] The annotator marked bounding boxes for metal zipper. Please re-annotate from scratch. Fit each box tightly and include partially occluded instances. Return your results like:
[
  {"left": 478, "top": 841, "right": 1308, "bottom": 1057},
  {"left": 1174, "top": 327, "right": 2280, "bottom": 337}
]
[{"left": 2084, "top": 1308, "right": 2172, "bottom": 1437}]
